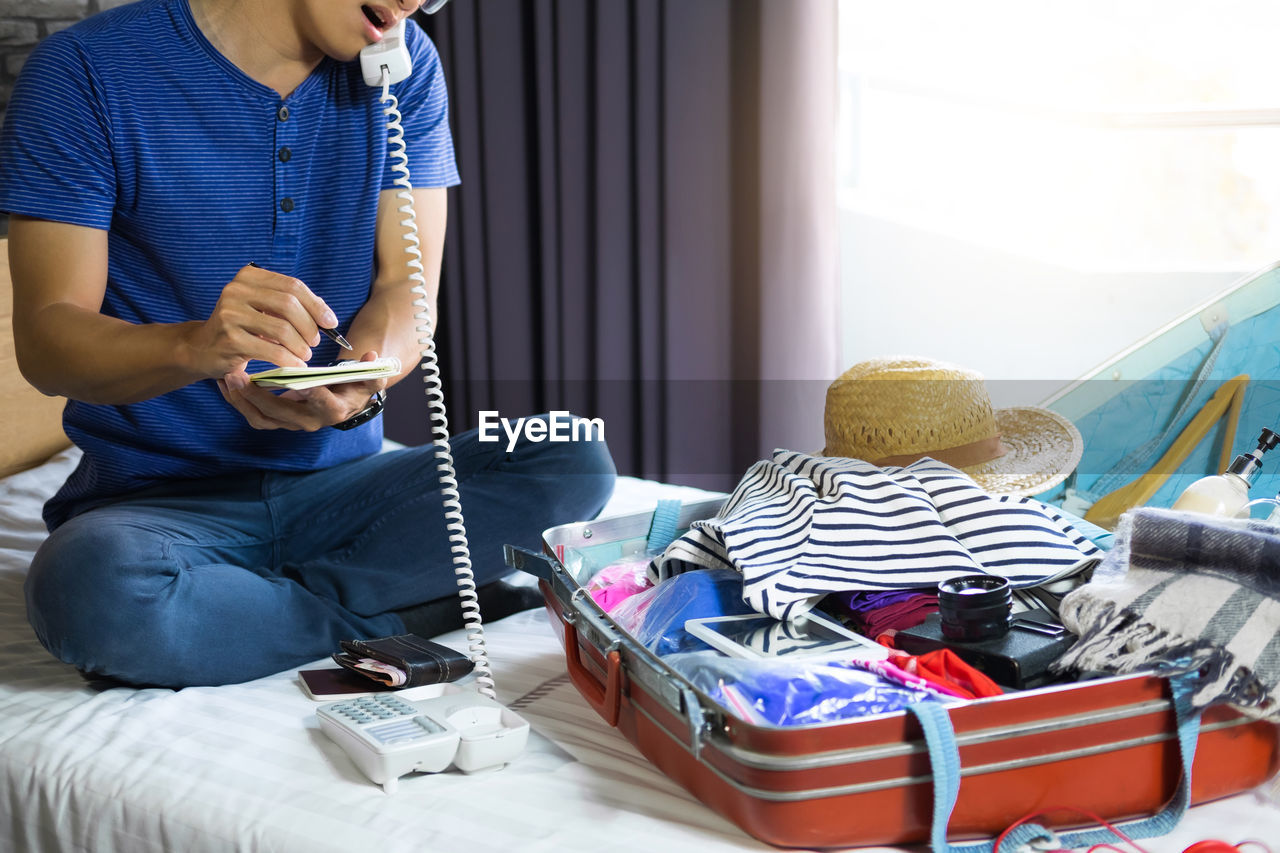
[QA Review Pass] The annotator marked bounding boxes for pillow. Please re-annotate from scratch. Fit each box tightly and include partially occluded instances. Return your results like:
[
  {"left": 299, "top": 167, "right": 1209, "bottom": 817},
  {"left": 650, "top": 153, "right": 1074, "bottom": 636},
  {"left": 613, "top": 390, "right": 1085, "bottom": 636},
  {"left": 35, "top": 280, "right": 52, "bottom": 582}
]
[{"left": 0, "top": 238, "right": 70, "bottom": 479}]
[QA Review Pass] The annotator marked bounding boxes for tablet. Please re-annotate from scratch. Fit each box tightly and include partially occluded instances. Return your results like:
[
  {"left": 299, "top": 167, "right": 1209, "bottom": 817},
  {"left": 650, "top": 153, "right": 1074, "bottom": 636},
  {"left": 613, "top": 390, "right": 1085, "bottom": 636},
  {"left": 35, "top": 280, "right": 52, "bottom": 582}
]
[{"left": 685, "top": 612, "right": 888, "bottom": 661}]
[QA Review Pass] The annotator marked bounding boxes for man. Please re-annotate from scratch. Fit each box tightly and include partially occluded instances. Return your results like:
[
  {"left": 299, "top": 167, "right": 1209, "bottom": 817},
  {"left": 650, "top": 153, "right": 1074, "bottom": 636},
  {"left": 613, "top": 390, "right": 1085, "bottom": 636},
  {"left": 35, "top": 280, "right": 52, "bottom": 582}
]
[{"left": 0, "top": 0, "right": 615, "bottom": 687}]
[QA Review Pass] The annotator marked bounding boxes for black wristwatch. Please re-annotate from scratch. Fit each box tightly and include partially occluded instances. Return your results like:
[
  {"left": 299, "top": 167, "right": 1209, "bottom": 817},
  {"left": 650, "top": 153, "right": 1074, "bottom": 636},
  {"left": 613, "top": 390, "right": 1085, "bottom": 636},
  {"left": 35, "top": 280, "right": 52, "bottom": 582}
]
[{"left": 332, "top": 390, "right": 386, "bottom": 431}]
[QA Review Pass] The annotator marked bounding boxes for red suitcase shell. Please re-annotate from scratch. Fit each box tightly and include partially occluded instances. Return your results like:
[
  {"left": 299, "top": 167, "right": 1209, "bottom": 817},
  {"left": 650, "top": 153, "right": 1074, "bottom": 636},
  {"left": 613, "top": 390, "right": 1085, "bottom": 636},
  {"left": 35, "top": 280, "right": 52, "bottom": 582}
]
[{"left": 509, "top": 498, "right": 1280, "bottom": 849}]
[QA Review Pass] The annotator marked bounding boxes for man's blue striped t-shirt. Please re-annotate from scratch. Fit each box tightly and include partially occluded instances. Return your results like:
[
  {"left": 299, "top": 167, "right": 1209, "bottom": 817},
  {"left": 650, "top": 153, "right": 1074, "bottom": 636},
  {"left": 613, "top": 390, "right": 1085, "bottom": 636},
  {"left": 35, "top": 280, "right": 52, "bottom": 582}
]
[{"left": 0, "top": 0, "right": 460, "bottom": 529}]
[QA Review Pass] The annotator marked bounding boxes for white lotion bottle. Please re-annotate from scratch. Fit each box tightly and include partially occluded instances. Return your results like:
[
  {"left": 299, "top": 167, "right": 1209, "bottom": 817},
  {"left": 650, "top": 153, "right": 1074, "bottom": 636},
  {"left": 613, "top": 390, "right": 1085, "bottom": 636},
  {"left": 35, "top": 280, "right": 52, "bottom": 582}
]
[{"left": 1172, "top": 428, "right": 1279, "bottom": 517}]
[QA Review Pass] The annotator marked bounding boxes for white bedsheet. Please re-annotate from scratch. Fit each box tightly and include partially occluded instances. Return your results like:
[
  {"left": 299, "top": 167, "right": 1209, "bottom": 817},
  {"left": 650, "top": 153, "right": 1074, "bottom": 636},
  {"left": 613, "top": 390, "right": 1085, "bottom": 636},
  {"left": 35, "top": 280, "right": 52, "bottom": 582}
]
[{"left": 0, "top": 449, "right": 1277, "bottom": 853}]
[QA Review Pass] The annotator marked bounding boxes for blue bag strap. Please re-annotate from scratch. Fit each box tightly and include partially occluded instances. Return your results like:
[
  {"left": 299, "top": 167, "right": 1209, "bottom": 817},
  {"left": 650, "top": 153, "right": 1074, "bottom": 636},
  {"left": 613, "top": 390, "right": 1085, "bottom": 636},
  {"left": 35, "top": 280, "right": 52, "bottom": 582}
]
[
  {"left": 646, "top": 499, "right": 684, "bottom": 554},
  {"left": 906, "top": 701, "right": 963, "bottom": 851},
  {"left": 905, "top": 671, "right": 1202, "bottom": 853}
]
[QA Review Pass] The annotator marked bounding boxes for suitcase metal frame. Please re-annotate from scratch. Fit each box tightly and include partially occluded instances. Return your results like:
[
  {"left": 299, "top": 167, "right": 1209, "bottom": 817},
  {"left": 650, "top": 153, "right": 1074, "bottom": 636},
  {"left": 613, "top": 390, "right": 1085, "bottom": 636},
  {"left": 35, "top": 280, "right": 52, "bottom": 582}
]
[{"left": 508, "top": 497, "right": 1280, "bottom": 848}]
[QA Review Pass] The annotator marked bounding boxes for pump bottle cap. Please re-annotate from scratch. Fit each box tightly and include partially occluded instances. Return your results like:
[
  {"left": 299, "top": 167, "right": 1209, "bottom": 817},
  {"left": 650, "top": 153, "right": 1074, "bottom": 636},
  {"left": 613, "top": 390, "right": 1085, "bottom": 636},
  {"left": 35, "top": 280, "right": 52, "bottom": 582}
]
[{"left": 1227, "top": 427, "right": 1280, "bottom": 485}]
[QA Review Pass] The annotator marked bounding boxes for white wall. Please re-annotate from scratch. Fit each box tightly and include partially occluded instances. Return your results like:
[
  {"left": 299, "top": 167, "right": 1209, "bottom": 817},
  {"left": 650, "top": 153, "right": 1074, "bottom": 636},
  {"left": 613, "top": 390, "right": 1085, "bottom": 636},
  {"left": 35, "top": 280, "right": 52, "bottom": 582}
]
[{"left": 838, "top": 207, "right": 1241, "bottom": 408}]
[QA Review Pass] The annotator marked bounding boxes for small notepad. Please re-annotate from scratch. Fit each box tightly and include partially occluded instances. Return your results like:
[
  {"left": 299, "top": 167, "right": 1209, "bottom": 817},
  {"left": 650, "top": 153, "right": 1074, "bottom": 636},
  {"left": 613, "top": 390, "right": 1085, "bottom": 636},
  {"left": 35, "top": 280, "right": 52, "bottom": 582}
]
[{"left": 248, "top": 357, "right": 402, "bottom": 391}]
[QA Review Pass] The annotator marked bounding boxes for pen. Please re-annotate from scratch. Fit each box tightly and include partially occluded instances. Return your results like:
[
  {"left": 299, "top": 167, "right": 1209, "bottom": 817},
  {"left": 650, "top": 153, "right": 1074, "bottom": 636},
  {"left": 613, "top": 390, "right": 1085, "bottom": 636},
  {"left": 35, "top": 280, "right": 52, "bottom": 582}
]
[
  {"left": 318, "top": 326, "right": 354, "bottom": 352},
  {"left": 248, "top": 262, "right": 353, "bottom": 351}
]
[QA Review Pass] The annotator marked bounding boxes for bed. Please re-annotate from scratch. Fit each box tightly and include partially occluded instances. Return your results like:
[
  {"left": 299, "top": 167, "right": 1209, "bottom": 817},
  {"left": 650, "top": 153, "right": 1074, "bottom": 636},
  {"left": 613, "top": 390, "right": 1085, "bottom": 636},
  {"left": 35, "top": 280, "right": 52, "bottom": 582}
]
[
  {"left": 2, "top": 242, "right": 1279, "bottom": 852},
  {"left": 3, "top": 455, "right": 1280, "bottom": 853}
]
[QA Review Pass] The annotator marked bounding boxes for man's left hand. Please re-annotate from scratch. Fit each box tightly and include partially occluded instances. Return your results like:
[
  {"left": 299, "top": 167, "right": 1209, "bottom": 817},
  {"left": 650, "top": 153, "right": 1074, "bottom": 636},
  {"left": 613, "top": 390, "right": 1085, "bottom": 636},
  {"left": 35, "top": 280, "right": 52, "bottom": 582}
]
[{"left": 216, "top": 351, "right": 388, "bottom": 431}]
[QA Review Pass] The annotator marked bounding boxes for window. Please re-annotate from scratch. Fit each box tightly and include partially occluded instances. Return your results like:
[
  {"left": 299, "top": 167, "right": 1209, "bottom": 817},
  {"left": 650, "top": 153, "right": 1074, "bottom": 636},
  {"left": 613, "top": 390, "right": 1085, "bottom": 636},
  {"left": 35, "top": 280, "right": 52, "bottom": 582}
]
[
  {"left": 837, "top": 1, "right": 1280, "bottom": 389},
  {"left": 839, "top": 1, "right": 1280, "bottom": 272}
]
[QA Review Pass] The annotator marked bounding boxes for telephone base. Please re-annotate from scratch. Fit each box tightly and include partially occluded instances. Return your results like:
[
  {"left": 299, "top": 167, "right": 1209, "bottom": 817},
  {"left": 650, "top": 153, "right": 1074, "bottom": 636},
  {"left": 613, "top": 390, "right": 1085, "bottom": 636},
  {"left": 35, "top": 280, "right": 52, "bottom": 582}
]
[{"left": 317, "top": 683, "right": 529, "bottom": 791}]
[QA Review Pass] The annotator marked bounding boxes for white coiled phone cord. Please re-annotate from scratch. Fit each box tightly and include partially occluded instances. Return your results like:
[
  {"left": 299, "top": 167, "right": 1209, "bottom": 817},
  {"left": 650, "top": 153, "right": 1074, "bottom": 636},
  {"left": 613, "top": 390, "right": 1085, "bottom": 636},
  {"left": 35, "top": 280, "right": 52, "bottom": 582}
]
[{"left": 380, "top": 74, "right": 495, "bottom": 699}]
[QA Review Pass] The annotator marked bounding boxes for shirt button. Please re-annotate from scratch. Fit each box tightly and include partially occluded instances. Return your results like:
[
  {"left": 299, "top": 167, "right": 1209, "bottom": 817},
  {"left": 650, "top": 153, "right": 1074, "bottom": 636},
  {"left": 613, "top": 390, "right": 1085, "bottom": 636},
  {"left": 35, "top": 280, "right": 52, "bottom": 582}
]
[
  {"left": 280, "top": 198, "right": 295, "bottom": 213},
  {"left": 277, "top": 105, "right": 290, "bottom": 121},
  {"left": 278, "top": 146, "right": 292, "bottom": 163}
]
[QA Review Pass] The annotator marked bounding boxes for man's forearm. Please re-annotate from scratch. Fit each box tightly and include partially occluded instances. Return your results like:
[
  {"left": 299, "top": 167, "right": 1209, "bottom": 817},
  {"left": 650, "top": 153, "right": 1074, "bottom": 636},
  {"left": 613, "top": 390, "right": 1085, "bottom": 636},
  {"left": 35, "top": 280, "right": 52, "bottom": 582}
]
[
  {"left": 344, "top": 284, "right": 438, "bottom": 390},
  {"left": 17, "top": 302, "right": 207, "bottom": 405}
]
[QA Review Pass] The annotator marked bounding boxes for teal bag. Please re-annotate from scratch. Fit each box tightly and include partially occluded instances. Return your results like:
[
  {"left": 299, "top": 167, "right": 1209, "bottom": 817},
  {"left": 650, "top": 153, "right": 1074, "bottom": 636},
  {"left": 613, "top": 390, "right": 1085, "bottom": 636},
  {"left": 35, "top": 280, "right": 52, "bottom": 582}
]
[{"left": 1041, "top": 263, "right": 1280, "bottom": 522}]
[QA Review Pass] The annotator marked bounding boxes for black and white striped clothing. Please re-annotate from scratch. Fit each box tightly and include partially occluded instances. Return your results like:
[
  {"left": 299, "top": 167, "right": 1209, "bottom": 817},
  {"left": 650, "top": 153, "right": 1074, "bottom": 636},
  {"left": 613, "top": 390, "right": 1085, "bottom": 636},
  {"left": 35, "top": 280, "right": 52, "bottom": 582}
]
[{"left": 652, "top": 451, "right": 1100, "bottom": 621}]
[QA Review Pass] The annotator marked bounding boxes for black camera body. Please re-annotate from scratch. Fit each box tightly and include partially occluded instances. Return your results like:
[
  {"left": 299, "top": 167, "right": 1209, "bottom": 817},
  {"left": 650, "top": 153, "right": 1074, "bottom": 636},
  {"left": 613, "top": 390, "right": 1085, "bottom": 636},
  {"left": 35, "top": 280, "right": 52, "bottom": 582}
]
[{"left": 894, "top": 608, "right": 1076, "bottom": 690}]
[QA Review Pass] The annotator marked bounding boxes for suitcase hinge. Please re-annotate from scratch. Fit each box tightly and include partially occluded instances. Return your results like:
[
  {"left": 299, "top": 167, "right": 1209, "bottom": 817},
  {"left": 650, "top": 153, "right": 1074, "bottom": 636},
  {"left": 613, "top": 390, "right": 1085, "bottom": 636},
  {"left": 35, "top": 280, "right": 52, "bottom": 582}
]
[
  {"left": 675, "top": 682, "right": 708, "bottom": 758},
  {"left": 566, "top": 594, "right": 623, "bottom": 655}
]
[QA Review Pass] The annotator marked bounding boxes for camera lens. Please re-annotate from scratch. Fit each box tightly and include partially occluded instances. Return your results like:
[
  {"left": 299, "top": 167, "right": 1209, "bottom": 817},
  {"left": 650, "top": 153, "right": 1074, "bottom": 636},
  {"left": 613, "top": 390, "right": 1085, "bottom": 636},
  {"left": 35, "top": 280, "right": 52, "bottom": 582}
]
[{"left": 937, "top": 575, "right": 1012, "bottom": 642}]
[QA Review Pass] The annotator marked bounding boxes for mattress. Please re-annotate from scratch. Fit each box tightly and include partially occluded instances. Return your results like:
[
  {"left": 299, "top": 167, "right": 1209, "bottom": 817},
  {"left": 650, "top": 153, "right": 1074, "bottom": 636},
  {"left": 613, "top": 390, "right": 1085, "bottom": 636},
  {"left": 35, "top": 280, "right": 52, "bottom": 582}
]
[{"left": 0, "top": 448, "right": 1277, "bottom": 853}]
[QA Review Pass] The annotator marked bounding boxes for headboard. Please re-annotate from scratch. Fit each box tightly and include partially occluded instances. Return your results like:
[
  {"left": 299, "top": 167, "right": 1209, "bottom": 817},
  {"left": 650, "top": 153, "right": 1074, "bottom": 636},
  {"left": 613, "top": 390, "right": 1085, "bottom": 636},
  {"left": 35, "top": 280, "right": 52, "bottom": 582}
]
[{"left": 0, "top": 238, "right": 70, "bottom": 478}]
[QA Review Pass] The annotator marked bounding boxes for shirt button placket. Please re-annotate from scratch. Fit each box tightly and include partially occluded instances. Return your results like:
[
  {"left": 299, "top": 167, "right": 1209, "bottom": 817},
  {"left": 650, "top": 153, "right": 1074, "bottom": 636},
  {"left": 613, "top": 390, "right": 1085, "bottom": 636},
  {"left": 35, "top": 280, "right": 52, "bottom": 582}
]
[{"left": 273, "top": 101, "right": 299, "bottom": 257}]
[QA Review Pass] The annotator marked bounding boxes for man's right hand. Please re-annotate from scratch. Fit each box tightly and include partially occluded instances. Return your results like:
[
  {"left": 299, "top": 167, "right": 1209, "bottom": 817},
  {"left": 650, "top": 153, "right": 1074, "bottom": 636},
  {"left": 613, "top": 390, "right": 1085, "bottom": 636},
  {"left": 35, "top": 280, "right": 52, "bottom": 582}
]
[
  {"left": 8, "top": 217, "right": 347, "bottom": 405},
  {"left": 186, "top": 264, "right": 338, "bottom": 379}
]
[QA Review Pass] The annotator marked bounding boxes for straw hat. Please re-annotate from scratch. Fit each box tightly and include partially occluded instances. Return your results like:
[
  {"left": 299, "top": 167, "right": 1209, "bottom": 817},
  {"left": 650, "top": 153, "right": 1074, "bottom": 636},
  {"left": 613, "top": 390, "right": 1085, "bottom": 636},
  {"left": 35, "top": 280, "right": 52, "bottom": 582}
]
[{"left": 822, "top": 356, "right": 1083, "bottom": 496}]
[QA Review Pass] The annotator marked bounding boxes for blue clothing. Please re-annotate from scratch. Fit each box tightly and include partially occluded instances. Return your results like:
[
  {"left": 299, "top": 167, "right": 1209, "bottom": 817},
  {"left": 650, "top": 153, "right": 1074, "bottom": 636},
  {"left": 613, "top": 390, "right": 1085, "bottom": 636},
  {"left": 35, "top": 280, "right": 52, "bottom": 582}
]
[
  {"left": 666, "top": 651, "right": 938, "bottom": 727},
  {"left": 615, "top": 569, "right": 757, "bottom": 656},
  {"left": 26, "top": 419, "right": 617, "bottom": 687},
  {"left": 0, "top": 0, "right": 460, "bottom": 529}
]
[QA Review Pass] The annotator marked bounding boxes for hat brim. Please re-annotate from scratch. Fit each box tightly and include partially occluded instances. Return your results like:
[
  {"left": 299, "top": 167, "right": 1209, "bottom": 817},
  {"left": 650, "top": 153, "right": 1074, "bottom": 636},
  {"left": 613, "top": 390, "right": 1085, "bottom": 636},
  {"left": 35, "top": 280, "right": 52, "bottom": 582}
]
[{"left": 959, "top": 406, "right": 1083, "bottom": 497}]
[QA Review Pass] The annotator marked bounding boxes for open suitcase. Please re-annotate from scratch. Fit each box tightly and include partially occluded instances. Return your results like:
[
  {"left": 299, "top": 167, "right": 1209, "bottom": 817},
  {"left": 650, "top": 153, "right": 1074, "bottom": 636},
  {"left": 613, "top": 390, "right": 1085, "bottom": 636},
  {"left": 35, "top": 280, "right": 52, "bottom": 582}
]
[{"left": 506, "top": 262, "right": 1280, "bottom": 849}]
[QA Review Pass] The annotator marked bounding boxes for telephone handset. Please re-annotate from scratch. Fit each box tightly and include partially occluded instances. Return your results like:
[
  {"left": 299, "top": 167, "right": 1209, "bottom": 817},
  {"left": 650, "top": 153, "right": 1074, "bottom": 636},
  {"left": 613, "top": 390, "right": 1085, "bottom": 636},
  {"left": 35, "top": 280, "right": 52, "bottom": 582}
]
[
  {"left": 357, "top": 2, "right": 451, "bottom": 85},
  {"left": 316, "top": 11, "right": 528, "bottom": 788},
  {"left": 359, "top": 18, "right": 413, "bottom": 87}
]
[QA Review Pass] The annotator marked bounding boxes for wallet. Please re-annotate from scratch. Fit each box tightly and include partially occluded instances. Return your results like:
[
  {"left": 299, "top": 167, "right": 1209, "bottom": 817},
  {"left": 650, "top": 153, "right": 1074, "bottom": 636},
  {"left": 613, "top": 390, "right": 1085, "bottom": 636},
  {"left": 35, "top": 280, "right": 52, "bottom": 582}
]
[{"left": 333, "top": 633, "right": 474, "bottom": 688}]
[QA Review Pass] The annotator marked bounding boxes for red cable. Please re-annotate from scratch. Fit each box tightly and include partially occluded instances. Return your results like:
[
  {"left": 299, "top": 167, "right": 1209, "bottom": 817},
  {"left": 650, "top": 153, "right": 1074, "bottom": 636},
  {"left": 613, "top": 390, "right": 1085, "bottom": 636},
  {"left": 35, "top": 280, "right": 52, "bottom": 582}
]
[
  {"left": 993, "top": 806, "right": 1272, "bottom": 853},
  {"left": 994, "top": 806, "right": 1149, "bottom": 853}
]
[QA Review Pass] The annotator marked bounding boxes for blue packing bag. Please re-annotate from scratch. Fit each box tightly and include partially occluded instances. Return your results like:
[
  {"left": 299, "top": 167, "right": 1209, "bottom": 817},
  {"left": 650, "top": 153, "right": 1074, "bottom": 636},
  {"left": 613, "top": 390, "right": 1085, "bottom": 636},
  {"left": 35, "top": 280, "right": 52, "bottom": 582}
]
[
  {"left": 664, "top": 650, "right": 941, "bottom": 727},
  {"left": 609, "top": 568, "right": 756, "bottom": 656}
]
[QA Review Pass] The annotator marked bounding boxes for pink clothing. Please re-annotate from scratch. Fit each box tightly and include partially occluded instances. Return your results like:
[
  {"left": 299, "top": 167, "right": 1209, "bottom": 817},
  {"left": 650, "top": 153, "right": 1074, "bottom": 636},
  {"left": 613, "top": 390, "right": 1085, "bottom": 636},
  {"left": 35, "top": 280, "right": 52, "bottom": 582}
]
[{"left": 587, "top": 557, "right": 654, "bottom": 613}]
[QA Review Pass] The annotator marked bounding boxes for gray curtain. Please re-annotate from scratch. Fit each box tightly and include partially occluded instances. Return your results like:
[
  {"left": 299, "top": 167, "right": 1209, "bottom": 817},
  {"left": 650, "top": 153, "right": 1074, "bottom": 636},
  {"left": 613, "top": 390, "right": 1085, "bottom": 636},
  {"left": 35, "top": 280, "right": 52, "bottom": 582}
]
[{"left": 386, "top": 0, "right": 838, "bottom": 491}]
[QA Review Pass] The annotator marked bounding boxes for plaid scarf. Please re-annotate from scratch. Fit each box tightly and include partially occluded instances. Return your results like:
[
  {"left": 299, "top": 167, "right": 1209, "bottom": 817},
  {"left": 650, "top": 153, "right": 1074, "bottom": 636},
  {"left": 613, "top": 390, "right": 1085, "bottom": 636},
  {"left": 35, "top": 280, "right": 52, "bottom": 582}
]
[{"left": 1056, "top": 507, "right": 1280, "bottom": 718}]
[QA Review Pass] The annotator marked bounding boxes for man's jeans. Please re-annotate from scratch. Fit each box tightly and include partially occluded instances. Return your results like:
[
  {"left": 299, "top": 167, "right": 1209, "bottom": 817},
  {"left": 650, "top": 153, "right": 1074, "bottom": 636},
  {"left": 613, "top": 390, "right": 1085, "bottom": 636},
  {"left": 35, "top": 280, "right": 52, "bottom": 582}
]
[{"left": 25, "top": 415, "right": 616, "bottom": 687}]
